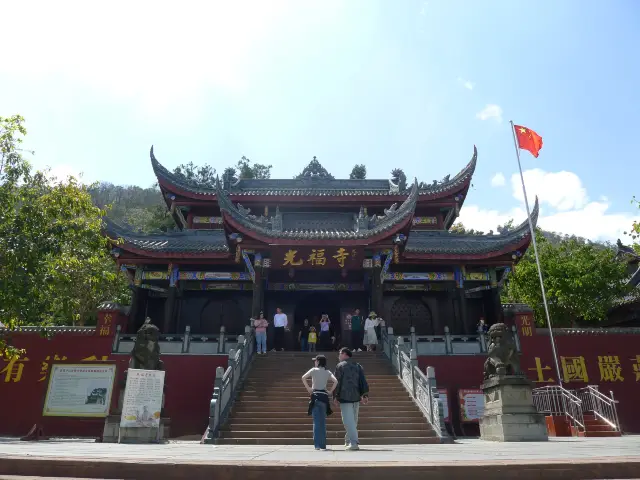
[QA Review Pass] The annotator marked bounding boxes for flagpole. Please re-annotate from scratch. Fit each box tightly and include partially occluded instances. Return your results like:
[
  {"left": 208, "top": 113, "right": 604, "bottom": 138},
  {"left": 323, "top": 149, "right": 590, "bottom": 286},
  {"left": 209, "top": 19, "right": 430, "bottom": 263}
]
[{"left": 509, "top": 120, "right": 563, "bottom": 387}]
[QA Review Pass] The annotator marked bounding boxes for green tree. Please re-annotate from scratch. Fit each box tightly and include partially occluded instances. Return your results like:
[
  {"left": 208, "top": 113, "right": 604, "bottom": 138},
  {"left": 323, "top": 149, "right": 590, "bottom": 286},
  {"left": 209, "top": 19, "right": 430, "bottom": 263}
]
[
  {"left": 450, "top": 222, "right": 485, "bottom": 235},
  {"left": 502, "top": 230, "right": 629, "bottom": 326},
  {"left": 236, "top": 156, "right": 272, "bottom": 179},
  {"left": 173, "top": 162, "right": 216, "bottom": 185},
  {"left": 349, "top": 164, "right": 367, "bottom": 180},
  {"left": 390, "top": 168, "right": 407, "bottom": 192},
  {"left": 0, "top": 116, "right": 129, "bottom": 357},
  {"left": 629, "top": 196, "right": 639, "bottom": 250}
]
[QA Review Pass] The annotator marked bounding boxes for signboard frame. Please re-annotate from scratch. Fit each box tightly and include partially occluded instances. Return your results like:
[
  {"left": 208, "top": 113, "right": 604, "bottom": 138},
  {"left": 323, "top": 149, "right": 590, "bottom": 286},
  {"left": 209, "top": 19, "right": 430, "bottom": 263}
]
[
  {"left": 42, "top": 363, "right": 116, "bottom": 418},
  {"left": 458, "top": 388, "right": 484, "bottom": 423},
  {"left": 119, "top": 368, "right": 166, "bottom": 429}
]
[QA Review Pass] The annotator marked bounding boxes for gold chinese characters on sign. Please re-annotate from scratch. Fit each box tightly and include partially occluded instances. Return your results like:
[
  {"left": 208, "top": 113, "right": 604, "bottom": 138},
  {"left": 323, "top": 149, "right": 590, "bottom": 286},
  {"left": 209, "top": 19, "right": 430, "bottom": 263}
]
[
  {"left": 527, "top": 354, "right": 639, "bottom": 384},
  {"left": 278, "top": 247, "right": 360, "bottom": 269}
]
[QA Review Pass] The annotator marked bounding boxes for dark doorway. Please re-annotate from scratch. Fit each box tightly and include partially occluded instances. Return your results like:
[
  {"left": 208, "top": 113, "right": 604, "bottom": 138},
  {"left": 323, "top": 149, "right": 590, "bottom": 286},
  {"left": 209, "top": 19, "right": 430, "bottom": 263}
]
[{"left": 294, "top": 292, "right": 341, "bottom": 351}]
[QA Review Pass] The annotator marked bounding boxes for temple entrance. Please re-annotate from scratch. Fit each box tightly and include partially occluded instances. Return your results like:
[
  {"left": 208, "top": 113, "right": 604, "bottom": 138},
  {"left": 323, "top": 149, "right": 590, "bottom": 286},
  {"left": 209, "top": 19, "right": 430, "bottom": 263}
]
[
  {"left": 294, "top": 292, "right": 341, "bottom": 351},
  {"left": 389, "top": 296, "right": 434, "bottom": 335}
]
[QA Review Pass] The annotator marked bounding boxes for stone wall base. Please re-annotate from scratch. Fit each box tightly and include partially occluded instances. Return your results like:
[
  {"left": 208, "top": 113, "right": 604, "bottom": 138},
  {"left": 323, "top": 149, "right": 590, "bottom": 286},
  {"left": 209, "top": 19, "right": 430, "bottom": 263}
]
[{"left": 102, "top": 415, "right": 171, "bottom": 444}]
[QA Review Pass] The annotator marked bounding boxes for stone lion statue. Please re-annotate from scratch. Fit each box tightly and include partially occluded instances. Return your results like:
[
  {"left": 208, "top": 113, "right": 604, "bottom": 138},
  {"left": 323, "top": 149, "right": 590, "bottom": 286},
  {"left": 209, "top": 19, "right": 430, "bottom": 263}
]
[
  {"left": 129, "top": 318, "right": 164, "bottom": 371},
  {"left": 483, "top": 323, "right": 521, "bottom": 380}
]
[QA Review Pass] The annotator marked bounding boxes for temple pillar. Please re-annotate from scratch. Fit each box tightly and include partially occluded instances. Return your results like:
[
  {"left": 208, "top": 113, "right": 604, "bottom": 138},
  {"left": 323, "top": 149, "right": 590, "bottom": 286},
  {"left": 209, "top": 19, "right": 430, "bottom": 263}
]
[
  {"left": 127, "top": 267, "right": 145, "bottom": 332},
  {"left": 489, "top": 268, "right": 503, "bottom": 326},
  {"left": 455, "top": 267, "right": 471, "bottom": 334},
  {"left": 251, "top": 255, "right": 263, "bottom": 318},
  {"left": 163, "top": 265, "right": 179, "bottom": 334},
  {"left": 372, "top": 254, "right": 383, "bottom": 315}
]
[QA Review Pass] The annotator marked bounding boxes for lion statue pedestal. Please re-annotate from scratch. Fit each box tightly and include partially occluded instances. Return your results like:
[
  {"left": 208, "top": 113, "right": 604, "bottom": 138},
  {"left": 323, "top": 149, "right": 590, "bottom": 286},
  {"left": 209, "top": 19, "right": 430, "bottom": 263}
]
[
  {"left": 479, "top": 323, "right": 548, "bottom": 442},
  {"left": 102, "top": 319, "right": 171, "bottom": 443}
]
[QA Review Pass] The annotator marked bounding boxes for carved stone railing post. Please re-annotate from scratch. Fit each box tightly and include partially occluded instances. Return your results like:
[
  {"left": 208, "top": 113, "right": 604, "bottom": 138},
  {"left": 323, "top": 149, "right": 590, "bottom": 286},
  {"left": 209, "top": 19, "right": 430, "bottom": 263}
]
[
  {"left": 410, "top": 348, "right": 418, "bottom": 396},
  {"left": 426, "top": 366, "right": 447, "bottom": 433},
  {"left": 444, "top": 326, "right": 452, "bottom": 354},
  {"left": 396, "top": 336, "right": 404, "bottom": 374},
  {"left": 182, "top": 325, "right": 191, "bottom": 353},
  {"left": 218, "top": 326, "right": 226, "bottom": 354},
  {"left": 384, "top": 326, "right": 395, "bottom": 360},
  {"left": 208, "top": 366, "right": 225, "bottom": 435},
  {"left": 478, "top": 326, "right": 487, "bottom": 353},
  {"left": 512, "top": 324, "right": 521, "bottom": 352},
  {"left": 410, "top": 326, "right": 418, "bottom": 355},
  {"left": 237, "top": 335, "right": 246, "bottom": 370}
]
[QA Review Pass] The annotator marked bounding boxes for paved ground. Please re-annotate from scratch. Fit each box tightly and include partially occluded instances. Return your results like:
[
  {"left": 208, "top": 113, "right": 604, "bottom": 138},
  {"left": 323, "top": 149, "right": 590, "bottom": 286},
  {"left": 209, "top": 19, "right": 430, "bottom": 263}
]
[
  {"left": 1, "top": 435, "right": 639, "bottom": 463},
  {"left": 1, "top": 436, "right": 640, "bottom": 479}
]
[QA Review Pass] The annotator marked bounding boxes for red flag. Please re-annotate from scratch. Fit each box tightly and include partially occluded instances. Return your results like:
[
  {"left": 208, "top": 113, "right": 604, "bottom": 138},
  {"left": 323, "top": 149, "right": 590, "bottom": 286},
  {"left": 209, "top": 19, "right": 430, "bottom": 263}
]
[{"left": 514, "top": 125, "right": 543, "bottom": 158}]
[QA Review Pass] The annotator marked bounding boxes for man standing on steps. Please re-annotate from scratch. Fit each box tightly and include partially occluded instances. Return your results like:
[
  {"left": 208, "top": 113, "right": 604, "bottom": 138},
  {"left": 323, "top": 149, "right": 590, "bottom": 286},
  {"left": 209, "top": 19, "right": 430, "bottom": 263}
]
[
  {"left": 333, "top": 347, "right": 369, "bottom": 450},
  {"left": 350, "top": 309, "right": 363, "bottom": 351},
  {"left": 273, "top": 307, "right": 288, "bottom": 352}
]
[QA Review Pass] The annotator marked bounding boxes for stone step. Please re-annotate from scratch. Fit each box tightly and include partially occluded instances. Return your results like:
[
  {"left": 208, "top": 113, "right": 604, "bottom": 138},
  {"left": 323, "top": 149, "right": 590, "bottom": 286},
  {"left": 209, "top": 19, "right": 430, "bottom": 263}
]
[
  {"left": 238, "top": 393, "right": 411, "bottom": 400},
  {"left": 223, "top": 416, "right": 424, "bottom": 425},
  {"left": 583, "top": 430, "right": 622, "bottom": 437},
  {"left": 221, "top": 423, "right": 430, "bottom": 432},
  {"left": 233, "top": 400, "right": 416, "bottom": 409},
  {"left": 219, "top": 429, "right": 436, "bottom": 439},
  {"left": 229, "top": 409, "right": 423, "bottom": 418},
  {"left": 215, "top": 436, "right": 441, "bottom": 445}
]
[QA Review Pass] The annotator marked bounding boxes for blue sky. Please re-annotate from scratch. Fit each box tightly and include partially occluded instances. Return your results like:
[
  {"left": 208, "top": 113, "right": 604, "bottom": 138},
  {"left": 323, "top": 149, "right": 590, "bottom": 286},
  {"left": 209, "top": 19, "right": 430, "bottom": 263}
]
[{"left": 2, "top": 0, "right": 638, "bottom": 241}]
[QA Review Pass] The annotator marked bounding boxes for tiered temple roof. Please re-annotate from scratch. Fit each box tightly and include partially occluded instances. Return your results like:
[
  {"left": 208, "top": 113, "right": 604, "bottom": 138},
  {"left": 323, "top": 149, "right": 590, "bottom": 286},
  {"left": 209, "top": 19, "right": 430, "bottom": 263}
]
[
  {"left": 103, "top": 146, "right": 537, "bottom": 263},
  {"left": 151, "top": 146, "right": 477, "bottom": 201}
]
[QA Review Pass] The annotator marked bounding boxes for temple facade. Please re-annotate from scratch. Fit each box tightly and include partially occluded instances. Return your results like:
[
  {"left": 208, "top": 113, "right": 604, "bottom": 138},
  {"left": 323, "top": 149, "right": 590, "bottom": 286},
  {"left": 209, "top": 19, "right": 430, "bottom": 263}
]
[{"left": 104, "top": 146, "right": 538, "bottom": 340}]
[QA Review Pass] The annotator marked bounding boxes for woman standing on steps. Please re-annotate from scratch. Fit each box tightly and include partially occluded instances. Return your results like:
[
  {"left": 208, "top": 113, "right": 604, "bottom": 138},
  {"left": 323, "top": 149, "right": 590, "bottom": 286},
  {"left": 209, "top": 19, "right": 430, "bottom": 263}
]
[{"left": 302, "top": 355, "right": 337, "bottom": 451}]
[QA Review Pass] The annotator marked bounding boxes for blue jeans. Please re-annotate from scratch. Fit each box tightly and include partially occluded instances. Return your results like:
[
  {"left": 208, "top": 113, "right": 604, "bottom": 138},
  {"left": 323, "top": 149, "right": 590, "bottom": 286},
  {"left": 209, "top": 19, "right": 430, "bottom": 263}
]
[
  {"left": 340, "top": 401, "right": 360, "bottom": 446},
  {"left": 255, "top": 331, "right": 267, "bottom": 353},
  {"left": 300, "top": 338, "right": 308, "bottom": 352},
  {"left": 312, "top": 400, "right": 327, "bottom": 449}
]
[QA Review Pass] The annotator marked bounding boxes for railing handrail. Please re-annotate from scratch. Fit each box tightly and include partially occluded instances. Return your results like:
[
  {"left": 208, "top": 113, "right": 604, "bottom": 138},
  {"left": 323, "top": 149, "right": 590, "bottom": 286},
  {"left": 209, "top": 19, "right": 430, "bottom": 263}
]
[
  {"left": 532, "top": 384, "right": 585, "bottom": 431},
  {"left": 576, "top": 385, "right": 621, "bottom": 432},
  {"left": 203, "top": 325, "right": 255, "bottom": 443},
  {"left": 533, "top": 385, "right": 582, "bottom": 404},
  {"left": 381, "top": 326, "right": 450, "bottom": 442}
]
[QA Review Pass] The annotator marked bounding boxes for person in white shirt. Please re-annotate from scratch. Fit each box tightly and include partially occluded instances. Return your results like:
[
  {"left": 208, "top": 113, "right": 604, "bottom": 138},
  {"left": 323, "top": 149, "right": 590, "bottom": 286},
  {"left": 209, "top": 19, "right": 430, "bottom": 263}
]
[{"left": 273, "top": 307, "right": 288, "bottom": 351}]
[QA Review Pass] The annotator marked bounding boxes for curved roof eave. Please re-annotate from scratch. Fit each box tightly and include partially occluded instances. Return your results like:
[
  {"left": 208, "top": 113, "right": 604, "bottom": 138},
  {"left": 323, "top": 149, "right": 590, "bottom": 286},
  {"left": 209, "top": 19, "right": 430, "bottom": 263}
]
[
  {"left": 216, "top": 178, "right": 419, "bottom": 245},
  {"left": 150, "top": 146, "right": 476, "bottom": 200},
  {"left": 404, "top": 197, "right": 539, "bottom": 259}
]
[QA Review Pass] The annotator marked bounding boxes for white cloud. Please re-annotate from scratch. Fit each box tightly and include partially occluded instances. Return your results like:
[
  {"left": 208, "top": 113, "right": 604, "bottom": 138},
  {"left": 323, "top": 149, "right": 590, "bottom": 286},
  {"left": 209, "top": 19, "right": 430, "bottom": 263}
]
[
  {"left": 458, "top": 168, "right": 639, "bottom": 242},
  {"left": 476, "top": 104, "right": 503, "bottom": 122},
  {"left": 511, "top": 169, "right": 587, "bottom": 211},
  {"left": 490, "top": 172, "right": 506, "bottom": 187},
  {"left": 43, "top": 164, "right": 87, "bottom": 185},
  {"left": 457, "top": 77, "right": 475, "bottom": 90},
  {"left": 0, "top": 1, "right": 312, "bottom": 120}
]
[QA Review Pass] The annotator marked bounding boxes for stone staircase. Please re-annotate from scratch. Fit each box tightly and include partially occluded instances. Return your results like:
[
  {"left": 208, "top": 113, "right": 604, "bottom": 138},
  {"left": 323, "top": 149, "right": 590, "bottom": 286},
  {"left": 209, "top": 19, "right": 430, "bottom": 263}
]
[{"left": 217, "top": 351, "right": 439, "bottom": 445}]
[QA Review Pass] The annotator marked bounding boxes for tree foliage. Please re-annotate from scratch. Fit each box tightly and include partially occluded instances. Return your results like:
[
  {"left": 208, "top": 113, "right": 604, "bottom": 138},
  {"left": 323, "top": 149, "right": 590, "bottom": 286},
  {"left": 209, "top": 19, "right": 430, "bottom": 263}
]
[
  {"left": 0, "top": 116, "right": 129, "bottom": 358},
  {"left": 502, "top": 229, "right": 629, "bottom": 326},
  {"left": 390, "top": 168, "right": 406, "bottom": 192},
  {"left": 349, "top": 164, "right": 366, "bottom": 180},
  {"left": 173, "top": 161, "right": 216, "bottom": 185}
]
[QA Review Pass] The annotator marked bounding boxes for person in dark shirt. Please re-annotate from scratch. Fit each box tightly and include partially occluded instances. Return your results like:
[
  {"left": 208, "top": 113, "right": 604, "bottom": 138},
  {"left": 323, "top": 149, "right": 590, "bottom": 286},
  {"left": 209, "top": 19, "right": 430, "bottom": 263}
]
[
  {"left": 298, "top": 318, "right": 311, "bottom": 352},
  {"left": 333, "top": 347, "right": 369, "bottom": 450},
  {"left": 350, "top": 309, "right": 363, "bottom": 351}
]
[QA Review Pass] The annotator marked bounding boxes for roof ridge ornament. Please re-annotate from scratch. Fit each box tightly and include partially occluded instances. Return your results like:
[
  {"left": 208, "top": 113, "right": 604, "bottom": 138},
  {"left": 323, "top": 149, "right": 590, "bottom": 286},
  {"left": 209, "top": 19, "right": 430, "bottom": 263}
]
[{"left": 296, "top": 156, "right": 335, "bottom": 180}]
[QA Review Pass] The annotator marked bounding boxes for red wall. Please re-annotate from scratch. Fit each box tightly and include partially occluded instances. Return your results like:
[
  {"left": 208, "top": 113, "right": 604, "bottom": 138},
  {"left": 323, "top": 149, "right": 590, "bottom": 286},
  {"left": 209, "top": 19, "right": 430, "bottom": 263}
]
[
  {"left": 0, "top": 331, "right": 227, "bottom": 438},
  {"left": 419, "top": 312, "right": 640, "bottom": 434}
]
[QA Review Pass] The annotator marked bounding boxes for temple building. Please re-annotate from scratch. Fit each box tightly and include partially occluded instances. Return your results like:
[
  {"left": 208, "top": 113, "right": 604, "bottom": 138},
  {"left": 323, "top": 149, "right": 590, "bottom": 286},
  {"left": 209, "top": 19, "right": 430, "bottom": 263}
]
[{"left": 104, "top": 146, "right": 538, "bottom": 340}]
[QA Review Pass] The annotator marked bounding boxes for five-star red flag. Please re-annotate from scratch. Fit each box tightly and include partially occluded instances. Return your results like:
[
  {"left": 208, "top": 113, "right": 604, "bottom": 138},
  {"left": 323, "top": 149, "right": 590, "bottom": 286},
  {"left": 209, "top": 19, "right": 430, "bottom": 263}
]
[{"left": 514, "top": 125, "right": 543, "bottom": 158}]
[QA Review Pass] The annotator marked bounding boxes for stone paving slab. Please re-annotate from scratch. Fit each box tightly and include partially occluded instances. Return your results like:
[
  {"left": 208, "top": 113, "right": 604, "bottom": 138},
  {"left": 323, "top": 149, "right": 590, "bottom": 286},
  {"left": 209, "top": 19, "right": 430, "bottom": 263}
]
[{"left": 1, "top": 436, "right": 640, "bottom": 479}]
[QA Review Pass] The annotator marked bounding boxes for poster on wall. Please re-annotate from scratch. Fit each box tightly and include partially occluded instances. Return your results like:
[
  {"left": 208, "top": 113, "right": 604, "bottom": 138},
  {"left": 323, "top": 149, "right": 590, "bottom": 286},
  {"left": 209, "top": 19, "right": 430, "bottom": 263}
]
[
  {"left": 437, "top": 388, "right": 450, "bottom": 423},
  {"left": 120, "top": 369, "right": 165, "bottom": 428},
  {"left": 458, "top": 388, "right": 484, "bottom": 422},
  {"left": 43, "top": 364, "right": 116, "bottom": 417}
]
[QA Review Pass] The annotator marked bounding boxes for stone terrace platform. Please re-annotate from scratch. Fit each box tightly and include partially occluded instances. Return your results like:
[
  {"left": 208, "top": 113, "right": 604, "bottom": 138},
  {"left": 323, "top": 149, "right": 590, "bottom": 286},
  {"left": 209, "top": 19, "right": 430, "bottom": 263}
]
[{"left": 1, "top": 437, "right": 640, "bottom": 479}]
